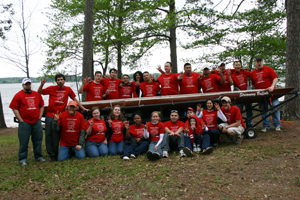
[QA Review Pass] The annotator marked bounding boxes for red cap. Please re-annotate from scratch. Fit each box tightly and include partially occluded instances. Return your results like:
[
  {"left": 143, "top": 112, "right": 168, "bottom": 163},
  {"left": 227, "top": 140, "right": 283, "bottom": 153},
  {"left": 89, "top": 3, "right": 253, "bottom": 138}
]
[
  {"left": 68, "top": 100, "right": 77, "bottom": 107},
  {"left": 187, "top": 107, "right": 194, "bottom": 112}
]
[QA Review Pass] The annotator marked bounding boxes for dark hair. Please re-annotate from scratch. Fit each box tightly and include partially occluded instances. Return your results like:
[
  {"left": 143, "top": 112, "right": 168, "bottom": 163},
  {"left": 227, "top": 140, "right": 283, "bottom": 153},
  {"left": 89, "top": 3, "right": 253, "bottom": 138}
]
[
  {"left": 109, "top": 68, "right": 117, "bottom": 73},
  {"left": 109, "top": 105, "right": 124, "bottom": 120},
  {"left": 91, "top": 107, "right": 100, "bottom": 117},
  {"left": 184, "top": 63, "right": 191, "bottom": 68},
  {"left": 132, "top": 111, "right": 143, "bottom": 119},
  {"left": 233, "top": 60, "right": 242, "bottom": 65},
  {"left": 123, "top": 74, "right": 129, "bottom": 78},
  {"left": 143, "top": 71, "right": 149, "bottom": 75},
  {"left": 95, "top": 71, "right": 102, "bottom": 75},
  {"left": 55, "top": 73, "right": 66, "bottom": 81},
  {"left": 165, "top": 62, "right": 172, "bottom": 67},
  {"left": 133, "top": 71, "right": 144, "bottom": 82},
  {"left": 205, "top": 99, "right": 215, "bottom": 110}
]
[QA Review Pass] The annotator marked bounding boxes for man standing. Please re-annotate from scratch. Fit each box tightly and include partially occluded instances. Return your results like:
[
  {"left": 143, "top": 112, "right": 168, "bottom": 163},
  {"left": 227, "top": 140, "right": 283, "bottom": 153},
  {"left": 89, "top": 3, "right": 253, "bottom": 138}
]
[
  {"left": 230, "top": 60, "right": 253, "bottom": 127},
  {"left": 251, "top": 57, "right": 280, "bottom": 132},
  {"left": 119, "top": 74, "right": 134, "bottom": 98},
  {"left": 53, "top": 101, "right": 86, "bottom": 161},
  {"left": 138, "top": 71, "right": 160, "bottom": 97},
  {"left": 78, "top": 71, "right": 105, "bottom": 101},
  {"left": 100, "top": 68, "right": 123, "bottom": 100},
  {"left": 219, "top": 97, "right": 245, "bottom": 145},
  {"left": 199, "top": 66, "right": 225, "bottom": 93},
  {"left": 161, "top": 110, "right": 186, "bottom": 158},
  {"left": 38, "top": 73, "right": 86, "bottom": 161},
  {"left": 215, "top": 62, "right": 232, "bottom": 92},
  {"left": 177, "top": 63, "right": 201, "bottom": 94},
  {"left": 157, "top": 62, "right": 179, "bottom": 95},
  {"left": 10, "top": 78, "right": 45, "bottom": 166}
]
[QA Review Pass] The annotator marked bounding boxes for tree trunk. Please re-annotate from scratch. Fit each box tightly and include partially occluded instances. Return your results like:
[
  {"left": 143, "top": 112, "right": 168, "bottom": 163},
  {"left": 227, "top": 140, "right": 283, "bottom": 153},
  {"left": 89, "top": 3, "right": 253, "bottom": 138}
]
[
  {"left": 82, "top": 0, "right": 94, "bottom": 102},
  {"left": 169, "top": 0, "right": 178, "bottom": 73},
  {"left": 0, "top": 92, "right": 7, "bottom": 128},
  {"left": 117, "top": 3, "right": 124, "bottom": 79},
  {"left": 283, "top": 0, "right": 300, "bottom": 120}
]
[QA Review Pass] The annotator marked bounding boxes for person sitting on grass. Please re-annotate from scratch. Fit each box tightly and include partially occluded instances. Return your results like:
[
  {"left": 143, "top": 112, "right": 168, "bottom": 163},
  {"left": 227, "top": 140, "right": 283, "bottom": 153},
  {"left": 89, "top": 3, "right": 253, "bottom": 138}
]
[
  {"left": 161, "top": 110, "right": 186, "bottom": 158},
  {"left": 53, "top": 101, "right": 86, "bottom": 161},
  {"left": 144, "top": 111, "right": 165, "bottom": 160},
  {"left": 122, "top": 112, "right": 149, "bottom": 160},
  {"left": 219, "top": 96, "right": 245, "bottom": 145},
  {"left": 85, "top": 107, "right": 109, "bottom": 157}
]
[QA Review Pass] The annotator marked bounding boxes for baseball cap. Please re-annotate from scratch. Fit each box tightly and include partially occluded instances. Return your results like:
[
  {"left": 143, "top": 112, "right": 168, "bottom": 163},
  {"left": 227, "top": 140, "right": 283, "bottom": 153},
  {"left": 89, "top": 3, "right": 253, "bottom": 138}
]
[
  {"left": 218, "top": 61, "right": 225, "bottom": 66},
  {"left": 22, "top": 78, "right": 31, "bottom": 85},
  {"left": 255, "top": 57, "right": 263, "bottom": 61},
  {"left": 186, "top": 107, "right": 194, "bottom": 112},
  {"left": 221, "top": 96, "right": 231, "bottom": 103},
  {"left": 68, "top": 100, "right": 78, "bottom": 107}
]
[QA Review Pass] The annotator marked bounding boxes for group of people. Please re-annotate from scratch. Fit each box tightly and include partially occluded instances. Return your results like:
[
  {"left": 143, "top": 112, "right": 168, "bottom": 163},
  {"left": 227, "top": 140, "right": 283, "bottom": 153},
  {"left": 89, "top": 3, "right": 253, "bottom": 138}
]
[{"left": 9, "top": 57, "right": 281, "bottom": 165}]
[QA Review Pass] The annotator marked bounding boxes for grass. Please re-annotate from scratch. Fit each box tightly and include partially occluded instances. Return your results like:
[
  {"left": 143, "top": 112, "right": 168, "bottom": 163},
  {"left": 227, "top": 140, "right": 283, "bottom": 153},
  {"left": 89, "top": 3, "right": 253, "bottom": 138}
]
[{"left": 0, "top": 128, "right": 300, "bottom": 199}]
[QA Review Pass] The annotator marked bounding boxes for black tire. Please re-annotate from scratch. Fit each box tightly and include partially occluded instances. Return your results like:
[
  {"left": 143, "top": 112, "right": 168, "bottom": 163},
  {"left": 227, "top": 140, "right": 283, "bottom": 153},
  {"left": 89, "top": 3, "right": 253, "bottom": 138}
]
[{"left": 244, "top": 127, "right": 257, "bottom": 139}]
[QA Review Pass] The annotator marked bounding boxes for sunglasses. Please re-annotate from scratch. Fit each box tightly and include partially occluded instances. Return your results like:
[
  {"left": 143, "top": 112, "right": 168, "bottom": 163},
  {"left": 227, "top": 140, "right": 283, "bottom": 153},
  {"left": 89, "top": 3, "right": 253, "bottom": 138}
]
[{"left": 171, "top": 110, "right": 178, "bottom": 113}]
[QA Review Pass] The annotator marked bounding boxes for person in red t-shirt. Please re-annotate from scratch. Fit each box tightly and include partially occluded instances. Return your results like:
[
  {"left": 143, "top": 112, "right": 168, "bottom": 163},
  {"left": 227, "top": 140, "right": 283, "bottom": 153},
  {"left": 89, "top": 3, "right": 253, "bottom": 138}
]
[
  {"left": 177, "top": 63, "right": 201, "bottom": 94},
  {"left": 250, "top": 57, "right": 280, "bottom": 132},
  {"left": 138, "top": 71, "right": 160, "bottom": 97},
  {"left": 9, "top": 78, "right": 45, "bottom": 166},
  {"left": 199, "top": 66, "right": 225, "bottom": 93},
  {"left": 215, "top": 62, "right": 233, "bottom": 92},
  {"left": 78, "top": 71, "right": 105, "bottom": 101},
  {"left": 218, "top": 96, "right": 245, "bottom": 145},
  {"left": 144, "top": 111, "right": 165, "bottom": 160},
  {"left": 85, "top": 107, "right": 108, "bottom": 157},
  {"left": 38, "top": 73, "right": 87, "bottom": 161},
  {"left": 122, "top": 111, "right": 149, "bottom": 160},
  {"left": 156, "top": 62, "right": 179, "bottom": 95},
  {"left": 230, "top": 60, "right": 253, "bottom": 127},
  {"left": 100, "top": 68, "right": 123, "bottom": 100},
  {"left": 53, "top": 101, "right": 86, "bottom": 161},
  {"left": 161, "top": 110, "right": 186, "bottom": 158},
  {"left": 131, "top": 71, "right": 144, "bottom": 98},
  {"left": 119, "top": 74, "right": 134, "bottom": 99}
]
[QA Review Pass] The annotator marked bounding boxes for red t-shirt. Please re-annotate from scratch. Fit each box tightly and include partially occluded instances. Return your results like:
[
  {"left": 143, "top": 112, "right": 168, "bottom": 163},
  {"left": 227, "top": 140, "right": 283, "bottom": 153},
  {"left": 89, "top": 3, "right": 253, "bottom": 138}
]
[
  {"left": 147, "top": 121, "right": 165, "bottom": 141},
  {"left": 109, "top": 119, "right": 124, "bottom": 142},
  {"left": 251, "top": 66, "right": 278, "bottom": 89},
  {"left": 9, "top": 90, "right": 44, "bottom": 124},
  {"left": 184, "top": 117, "right": 205, "bottom": 135},
  {"left": 199, "top": 74, "right": 221, "bottom": 93},
  {"left": 42, "top": 85, "right": 76, "bottom": 117},
  {"left": 219, "top": 71, "right": 231, "bottom": 92},
  {"left": 58, "top": 111, "right": 86, "bottom": 147},
  {"left": 201, "top": 109, "right": 218, "bottom": 130},
  {"left": 100, "top": 78, "right": 123, "bottom": 100},
  {"left": 231, "top": 70, "right": 251, "bottom": 90},
  {"left": 83, "top": 81, "right": 104, "bottom": 101},
  {"left": 85, "top": 118, "right": 107, "bottom": 142},
  {"left": 157, "top": 73, "right": 179, "bottom": 95},
  {"left": 139, "top": 81, "right": 160, "bottom": 97},
  {"left": 129, "top": 124, "right": 145, "bottom": 140},
  {"left": 119, "top": 84, "right": 133, "bottom": 99},
  {"left": 221, "top": 105, "right": 245, "bottom": 129},
  {"left": 178, "top": 72, "right": 201, "bottom": 94},
  {"left": 164, "top": 120, "right": 184, "bottom": 133}
]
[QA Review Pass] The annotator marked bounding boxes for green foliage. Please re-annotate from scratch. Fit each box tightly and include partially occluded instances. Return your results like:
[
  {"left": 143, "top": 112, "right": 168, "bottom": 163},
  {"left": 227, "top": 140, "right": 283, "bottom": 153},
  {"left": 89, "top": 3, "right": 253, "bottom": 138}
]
[{"left": 0, "top": 3, "right": 14, "bottom": 39}]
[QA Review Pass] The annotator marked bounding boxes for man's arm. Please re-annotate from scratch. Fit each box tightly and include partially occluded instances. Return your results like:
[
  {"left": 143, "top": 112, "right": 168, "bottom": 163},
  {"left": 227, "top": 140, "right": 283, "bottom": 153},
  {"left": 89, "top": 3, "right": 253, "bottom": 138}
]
[
  {"left": 12, "top": 109, "right": 23, "bottom": 122},
  {"left": 174, "top": 127, "right": 184, "bottom": 136},
  {"left": 38, "top": 78, "right": 47, "bottom": 94},
  {"left": 227, "top": 70, "right": 233, "bottom": 86},
  {"left": 268, "top": 77, "right": 278, "bottom": 92},
  {"left": 73, "top": 97, "right": 88, "bottom": 111},
  {"left": 39, "top": 106, "right": 44, "bottom": 119},
  {"left": 177, "top": 72, "right": 184, "bottom": 80},
  {"left": 218, "top": 71, "right": 225, "bottom": 84},
  {"left": 227, "top": 119, "right": 241, "bottom": 128}
]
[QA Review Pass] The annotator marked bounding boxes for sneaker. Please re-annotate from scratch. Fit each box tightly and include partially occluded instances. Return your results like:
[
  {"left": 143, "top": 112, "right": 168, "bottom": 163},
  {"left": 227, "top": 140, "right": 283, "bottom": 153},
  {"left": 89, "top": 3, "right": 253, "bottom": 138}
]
[
  {"left": 146, "top": 151, "right": 153, "bottom": 160},
  {"left": 123, "top": 156, "right": 130, "bottom": 160},
  {"left": 38, "top": 158, "right": 46, "bottom": 162},
  {"left": 275, "top": 127, "right": 281, "bottom": 131},
  {"left": 152, "top": 152, "right": 160, "bottom": 160},
  {"left": 261, "top": 128, "right": 269, "bottom": 133},
  {"left": 193, "top": 147, "right": 197, "bottom": 152},
  {"left": 130, "top": 154, "right": 136, "bottom": 159},
  {"left": 196, "top": 147, "right": 201, "bottom": 152},
  {"left": 236, "top": 135, "right": 244, "bottom": 145},
  {"left": 202, "top": 147, "right": 214, "bottom": 155},
  {"left": 183, "top": 147, "right": 195, "bottom": 157},
  {"left": 179, "top": 150, "right": 186, "bottom": 158},
  {"left": 163, "top": 151, "right": 169, "bottom": 158},
  {"left": 20, "top": 162, "right": 27, "bottom": 166}
]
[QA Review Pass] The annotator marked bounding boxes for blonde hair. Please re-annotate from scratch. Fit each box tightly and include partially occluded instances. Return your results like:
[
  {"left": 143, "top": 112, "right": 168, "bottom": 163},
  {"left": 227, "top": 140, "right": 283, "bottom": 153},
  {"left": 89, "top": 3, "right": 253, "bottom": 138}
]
[
  {"left": 150, "top": 111, "right": 161, "bottom": 121},
  {"left": 109, "top": 105, "right": 124, "bottom": 120}
]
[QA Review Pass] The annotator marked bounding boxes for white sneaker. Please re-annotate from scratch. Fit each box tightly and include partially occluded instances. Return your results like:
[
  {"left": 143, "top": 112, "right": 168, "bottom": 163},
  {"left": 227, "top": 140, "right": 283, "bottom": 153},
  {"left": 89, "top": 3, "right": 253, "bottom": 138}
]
[
  {"left": 130, "top": 154, "right": 136, "bottom": 159},
  {"left": 163, "top": 151, "right": 169, "bottom": 158},
  {"left": 196, "top": 147, "right": 201, "bottom": 152},
  {"left": 193, "top": 147, "right": 197, "bottom": 152},
  {"left": 179, "top": 150, "right": 186, "bottom": 158},
  {"left": 123, "top": 156, "right": 130, "bottom": 160},
  {"left": 275, "top": 127, "right": 281, "bottom": 131},
  {"left": 20, "top": 162, "right": 27, "bottom": 166},
  {"left": 261, "top": 128, "right": 269, "bottom": 133}
]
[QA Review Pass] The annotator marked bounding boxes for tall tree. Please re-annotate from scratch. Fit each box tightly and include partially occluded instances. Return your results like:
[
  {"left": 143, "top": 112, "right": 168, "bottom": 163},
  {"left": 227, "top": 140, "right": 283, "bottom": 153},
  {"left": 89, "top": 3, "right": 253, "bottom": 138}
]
[
  {"left": 0, "top": 3, "right": 13, "bottom": 39},
  {"left": 282, "top": 0, "right": 300, "bottom": 120}
]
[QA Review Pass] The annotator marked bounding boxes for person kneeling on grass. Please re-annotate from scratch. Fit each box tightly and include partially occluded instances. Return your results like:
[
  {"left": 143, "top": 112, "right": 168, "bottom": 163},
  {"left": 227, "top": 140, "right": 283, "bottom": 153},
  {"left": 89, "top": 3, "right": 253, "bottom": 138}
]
[
  {"left": 144, "top": 111, "right": 165, "bottom": 160},
  {"left": 53, "top": 101, "right": 86, "bottom": 161},
  {"left": 219, "top": 96, "right": 245, "bottom": 145},
  {"left": 122, "top": 112, "right": 149, "bottom": 160}
]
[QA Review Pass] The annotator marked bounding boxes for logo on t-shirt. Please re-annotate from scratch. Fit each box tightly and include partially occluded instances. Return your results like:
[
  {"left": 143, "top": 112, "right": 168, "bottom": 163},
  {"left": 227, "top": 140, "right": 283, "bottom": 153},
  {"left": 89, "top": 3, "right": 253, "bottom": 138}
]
[
  {"left": 146, "top": 85, "right": 153, "bottom": 96},
  {"left": 150, "top": 127, "right": 159, "bottom": 137},
  {"left": 136, "top": 129, "right": 144, "bottom": 139},
  {"left": 94, "top": 88, "right": 101, "bottom": 97},
  {"left": 56, "top": 92, "right": 65, "bottom": 103},
  {"left": 109, "top": 81, "right": 116, "bottom": 91},
  {"left": 186, "top": 77, "right": 194, "bottom": 87},
  {"left": 205, "top": 116, "right": 214, "bottom": 126},
  {"left": 67, "top": 120, "right": 76, "bottom": 132},
  {"left": 237, "top": 75, "right": 245, "bottom": 86},
  {"left": 123, "top": 87, "right": 131, "bottom": 96},
  {"left": 163, "top": 78, "right": 170, "bottom": 88},
  {"left": 96, "top": 124, "right": 105, "bottom": 134},
  {"left": 256, "top": 72, "right": 264, "bottom": 84},
  {"left": 26, "top": 97, "right": 36, "bottom": 110},
  {"left": 113, "top": 122, "right": 122, "bottom": 134},
  {"left": 204, "top": 79, "right": 213, "bottom": 91}
]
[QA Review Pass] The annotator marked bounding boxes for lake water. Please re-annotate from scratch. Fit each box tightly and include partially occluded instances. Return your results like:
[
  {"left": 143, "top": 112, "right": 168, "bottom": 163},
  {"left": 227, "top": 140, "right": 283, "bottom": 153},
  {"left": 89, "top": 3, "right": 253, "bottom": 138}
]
[{"left": 0, "top": 82, "right": 81, "bottom": 127}]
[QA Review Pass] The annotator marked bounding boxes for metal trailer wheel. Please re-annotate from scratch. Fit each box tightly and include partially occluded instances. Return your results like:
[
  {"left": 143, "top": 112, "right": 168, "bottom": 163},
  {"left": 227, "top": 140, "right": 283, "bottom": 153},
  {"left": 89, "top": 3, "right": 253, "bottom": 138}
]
[{"left": 245, "top": 127, "right": 257, "bottom": 139}]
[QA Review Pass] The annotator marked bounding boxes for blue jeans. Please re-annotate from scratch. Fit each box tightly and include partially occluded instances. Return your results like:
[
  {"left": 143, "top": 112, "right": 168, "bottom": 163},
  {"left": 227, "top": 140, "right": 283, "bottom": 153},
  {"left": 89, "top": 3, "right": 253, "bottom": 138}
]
[
  {"left": 193, "top": 134, "right": 202, "bottom": 146},
  {"left": 122, "top": 140, "right": 149, "bottom": 158},
  {"left": 202, "top": 129, "right": 220, "bottom": 151},
  {"left": 162, "top": 132, "right": 185, "bottom": 152},
  {"left": 259, "top": 98, "right": 280, "bottom": 129},
  {"left": 18, "top": 120, "right": 44, "bottom": 163},
  {"left": 184, "top": 136, "right": 193, "bottom": 151},
  {"left": 58, "top": 146, "right": 86, "bottom": 161},
  {"left": 148, "top": 141, "right": 163, "bottom": 157},
  {"left": 108, "top": 141, "right": 124, "bottom": 155},
  {"left": 86, "top": 141, "right": 108, "bottom": 157},
  {"left": 237, "top": 103, "right": 253, "bottom": 127}
]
